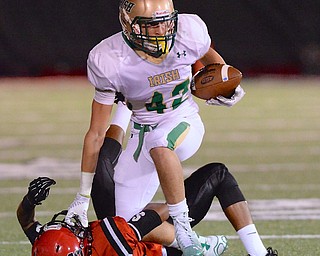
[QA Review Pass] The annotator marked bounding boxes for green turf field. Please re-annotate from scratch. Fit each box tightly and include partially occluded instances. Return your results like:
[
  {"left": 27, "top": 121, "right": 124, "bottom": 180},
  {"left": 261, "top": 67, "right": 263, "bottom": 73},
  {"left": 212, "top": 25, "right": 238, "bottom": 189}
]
[{"left": 0, "top": 77, "right": 319, "bottom": 255}]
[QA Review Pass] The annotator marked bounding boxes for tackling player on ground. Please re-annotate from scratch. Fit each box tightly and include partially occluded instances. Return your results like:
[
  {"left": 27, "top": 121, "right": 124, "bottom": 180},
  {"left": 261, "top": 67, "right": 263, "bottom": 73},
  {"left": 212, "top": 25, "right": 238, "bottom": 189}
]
[
  {"left": 17, "top": 160, "right": 278, "bottom": 255},
  {"left": 18, "top": 170, "right": 230, "bottom": 256}
]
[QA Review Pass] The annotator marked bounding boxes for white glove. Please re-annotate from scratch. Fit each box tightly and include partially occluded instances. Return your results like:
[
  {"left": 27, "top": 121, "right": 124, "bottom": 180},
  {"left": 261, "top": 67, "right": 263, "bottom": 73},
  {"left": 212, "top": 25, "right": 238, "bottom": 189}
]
[
  {"left": 206, "top": 85, "right": 245, "bottom": 107},
  {"left": 65, "top": 193, "right": 90, "bottom": 227}
]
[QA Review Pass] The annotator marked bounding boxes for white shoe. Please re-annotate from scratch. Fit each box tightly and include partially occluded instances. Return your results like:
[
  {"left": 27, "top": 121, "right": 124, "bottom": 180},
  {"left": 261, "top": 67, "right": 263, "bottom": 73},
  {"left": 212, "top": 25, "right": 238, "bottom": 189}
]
[
  {"left": 173, "top": 213, "right": 204, "bottom": 256},
  {"left": 198, "top": 235, "right": 228, "bottom": 256}
]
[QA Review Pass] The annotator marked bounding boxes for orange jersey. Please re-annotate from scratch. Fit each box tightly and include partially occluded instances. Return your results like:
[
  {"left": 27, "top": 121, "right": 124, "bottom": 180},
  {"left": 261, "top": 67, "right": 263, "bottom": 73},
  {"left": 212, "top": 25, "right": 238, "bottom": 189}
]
[{"left": 90, "top": 216, "right": 163, "bottom": 256}]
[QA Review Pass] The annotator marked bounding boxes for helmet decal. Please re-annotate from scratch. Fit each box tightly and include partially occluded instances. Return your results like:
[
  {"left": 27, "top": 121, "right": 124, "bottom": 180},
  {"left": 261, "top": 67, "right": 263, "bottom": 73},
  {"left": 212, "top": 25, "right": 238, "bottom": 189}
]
[
  {"left": 67, "top": 249, "right": 84, "bottom": 256},
  {"left": 153, "top": 10, "right": 170, "bottom": 18},
  {"left": 120, "top": 0, "right": 135, "bottom": 13}
]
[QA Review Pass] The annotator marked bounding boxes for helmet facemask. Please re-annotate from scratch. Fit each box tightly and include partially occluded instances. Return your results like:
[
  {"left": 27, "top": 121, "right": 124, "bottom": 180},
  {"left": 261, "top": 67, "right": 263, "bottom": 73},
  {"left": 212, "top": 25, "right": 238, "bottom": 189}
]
[{"left": 130, "top": 11, "right": 178, "bottom": 57}]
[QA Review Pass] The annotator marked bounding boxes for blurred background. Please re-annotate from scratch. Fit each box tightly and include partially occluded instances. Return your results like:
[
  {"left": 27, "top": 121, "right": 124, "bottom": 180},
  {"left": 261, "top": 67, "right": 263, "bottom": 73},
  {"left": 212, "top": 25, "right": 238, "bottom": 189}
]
[
  {"left": 1, "top": 2, "right": 320, "bottom": 255},
  {"left": 1, "top": 0, "right": 320, "bottom": 77}
]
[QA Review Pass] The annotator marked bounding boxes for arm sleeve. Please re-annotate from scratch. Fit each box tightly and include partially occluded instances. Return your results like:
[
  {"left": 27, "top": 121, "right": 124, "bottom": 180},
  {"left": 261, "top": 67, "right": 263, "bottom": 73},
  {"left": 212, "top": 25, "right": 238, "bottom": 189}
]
[{"left": 127, "top": 210, "right": 162, "bottom": 241}]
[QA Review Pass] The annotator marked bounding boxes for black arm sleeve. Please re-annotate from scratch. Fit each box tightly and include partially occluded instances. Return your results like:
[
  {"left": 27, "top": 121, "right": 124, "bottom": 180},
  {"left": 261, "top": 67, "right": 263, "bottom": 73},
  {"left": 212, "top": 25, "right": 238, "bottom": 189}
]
[
  {"left": 91, "top": 137, "right": 122, "bottom": 219},
  {"left": 127, "top": 210, "right": 162, "bottom": 240}
]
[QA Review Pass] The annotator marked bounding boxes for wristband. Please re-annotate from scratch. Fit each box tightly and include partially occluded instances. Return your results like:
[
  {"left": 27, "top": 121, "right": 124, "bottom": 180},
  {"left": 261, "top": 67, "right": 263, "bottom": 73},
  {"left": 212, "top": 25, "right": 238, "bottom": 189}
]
[
  {"left": 110, "top": 102, "right": 132, "bottom": 134},
  {"left": 79, "top": 172, "right": 94, "bottom": 197},
  {"left": 21, "top": 195, "right": 35, "bottom": 211}
]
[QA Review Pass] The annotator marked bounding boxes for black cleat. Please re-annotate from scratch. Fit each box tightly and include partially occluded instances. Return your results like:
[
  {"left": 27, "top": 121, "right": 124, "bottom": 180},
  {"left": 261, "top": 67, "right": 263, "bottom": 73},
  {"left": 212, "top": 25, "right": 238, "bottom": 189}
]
[
  {"left": 266, "top": 247, "right": 278, "bottom": 256},
  {"left": 248, "top": 247, "right": 278, "bottom": 256}
]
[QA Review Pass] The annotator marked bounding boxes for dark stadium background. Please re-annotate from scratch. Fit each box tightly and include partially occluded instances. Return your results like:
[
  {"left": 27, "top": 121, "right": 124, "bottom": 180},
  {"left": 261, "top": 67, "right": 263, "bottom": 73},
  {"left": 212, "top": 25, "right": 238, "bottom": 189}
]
[{"left": 1, "top": 0, "right": 319, "bottom": 77}]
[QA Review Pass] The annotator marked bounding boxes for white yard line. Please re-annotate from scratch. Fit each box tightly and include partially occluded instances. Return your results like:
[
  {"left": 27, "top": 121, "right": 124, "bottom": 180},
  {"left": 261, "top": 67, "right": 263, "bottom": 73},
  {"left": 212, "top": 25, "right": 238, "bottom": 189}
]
[
  {"left": 2, "top": 160, "right": 320, "bottom": 222},
  {"left": 2, "top": 199, "right": 320, "bottom": 221},
  {"left": 2, "top": 234, "right": 320, "bottom": 245},
  {"left": 206, "top": 198, "right": 320, "bottom": 221},
  {"left": 0, "top": 158, "right": 319, "bottom": 180},
  {"left": 226, "top": 234, "right": 320, "bottom": 240},
  {"left": 0, "top": 158, "right": 80, "bottom": 179}
]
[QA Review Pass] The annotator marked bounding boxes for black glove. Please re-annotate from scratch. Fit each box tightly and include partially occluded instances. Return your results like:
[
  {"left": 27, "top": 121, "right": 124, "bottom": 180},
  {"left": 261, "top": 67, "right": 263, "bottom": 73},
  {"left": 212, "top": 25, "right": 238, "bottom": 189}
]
[
  {"left": 26, "top": 177, "right": 56, "bottom": 206},
  {"left": 114, "top": 91, "right": 125, "bottom": 104}
]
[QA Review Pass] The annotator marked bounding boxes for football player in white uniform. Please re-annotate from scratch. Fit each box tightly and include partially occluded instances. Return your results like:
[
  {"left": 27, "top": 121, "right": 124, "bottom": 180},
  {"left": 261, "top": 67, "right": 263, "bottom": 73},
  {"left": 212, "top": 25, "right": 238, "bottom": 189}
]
[{"left": 66, "top": 0, "right": 245, "bottom": 255}]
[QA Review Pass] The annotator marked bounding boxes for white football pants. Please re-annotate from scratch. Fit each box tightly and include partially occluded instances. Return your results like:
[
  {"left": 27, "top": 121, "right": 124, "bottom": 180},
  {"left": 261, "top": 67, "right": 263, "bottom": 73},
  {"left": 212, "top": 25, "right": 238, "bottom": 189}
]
[{"left": 114, "top": 112, "right": 205, "bottom": 220}]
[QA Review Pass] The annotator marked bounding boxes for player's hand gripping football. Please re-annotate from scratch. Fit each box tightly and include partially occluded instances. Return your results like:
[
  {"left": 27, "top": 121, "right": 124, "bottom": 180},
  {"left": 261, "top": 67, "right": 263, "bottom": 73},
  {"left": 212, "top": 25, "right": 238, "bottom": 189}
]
[
  {"left": 206, "top": 85, "right": 245, "bottom": 107},
  {"left": 65, "top": 193, "right": 90, "bottom": 227},
  {"left": 26, "top": 177, "right": 56, "bottom": 206}
]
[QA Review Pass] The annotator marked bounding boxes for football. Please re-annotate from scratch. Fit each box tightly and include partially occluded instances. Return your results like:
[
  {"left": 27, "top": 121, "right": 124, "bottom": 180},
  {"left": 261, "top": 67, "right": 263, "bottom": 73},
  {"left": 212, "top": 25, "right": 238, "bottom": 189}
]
[{"left": 191, "top": 63, "right": 242, "bottom": 100}]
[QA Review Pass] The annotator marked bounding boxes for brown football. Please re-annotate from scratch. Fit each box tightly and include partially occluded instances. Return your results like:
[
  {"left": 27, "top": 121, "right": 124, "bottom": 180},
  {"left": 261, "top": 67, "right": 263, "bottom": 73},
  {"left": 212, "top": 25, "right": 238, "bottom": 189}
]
[{"left": 191, "top": 63, "right": 242, "bottom": 100}]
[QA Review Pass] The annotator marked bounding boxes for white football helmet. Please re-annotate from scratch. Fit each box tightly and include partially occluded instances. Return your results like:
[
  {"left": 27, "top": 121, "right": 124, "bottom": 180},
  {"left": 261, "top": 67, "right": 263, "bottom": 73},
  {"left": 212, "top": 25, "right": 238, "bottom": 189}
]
[{"left": 119, "top": 0, "right": 178, "bottom": 58}]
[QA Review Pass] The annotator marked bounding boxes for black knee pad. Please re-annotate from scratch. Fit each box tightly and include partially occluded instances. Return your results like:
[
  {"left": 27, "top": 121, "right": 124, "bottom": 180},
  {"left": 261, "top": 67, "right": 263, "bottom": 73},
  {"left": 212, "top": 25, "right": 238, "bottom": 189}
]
[
  {"left": 185, "top": 162, "right": 225, "bottom": 226},
  {"left": 184, "top": 162, "right": 245, "bottom": 226},
  {"left": 214, "top": 164, "right": 246, "bottom": 210}
]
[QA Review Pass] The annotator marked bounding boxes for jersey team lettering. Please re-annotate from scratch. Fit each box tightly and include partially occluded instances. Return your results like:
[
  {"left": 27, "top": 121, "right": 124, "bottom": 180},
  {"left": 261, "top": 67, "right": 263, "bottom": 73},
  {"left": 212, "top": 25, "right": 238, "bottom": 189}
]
[{"left": 148, "top": 69, "right": 180, "bottom": 87}]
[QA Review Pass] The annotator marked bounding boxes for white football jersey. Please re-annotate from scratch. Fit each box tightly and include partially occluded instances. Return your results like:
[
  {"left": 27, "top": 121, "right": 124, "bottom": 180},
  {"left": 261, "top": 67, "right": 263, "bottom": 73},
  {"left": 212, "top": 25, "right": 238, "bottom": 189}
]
[{"left": 87, "top": 14, "right": 211, "bottom": 124}]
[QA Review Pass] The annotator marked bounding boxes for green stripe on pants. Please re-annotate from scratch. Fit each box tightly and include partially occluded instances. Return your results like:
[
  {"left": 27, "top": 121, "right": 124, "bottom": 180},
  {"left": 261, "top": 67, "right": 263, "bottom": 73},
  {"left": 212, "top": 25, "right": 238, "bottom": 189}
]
[{"left": 166, "top": 121, "right": 190, "bottom": 150}]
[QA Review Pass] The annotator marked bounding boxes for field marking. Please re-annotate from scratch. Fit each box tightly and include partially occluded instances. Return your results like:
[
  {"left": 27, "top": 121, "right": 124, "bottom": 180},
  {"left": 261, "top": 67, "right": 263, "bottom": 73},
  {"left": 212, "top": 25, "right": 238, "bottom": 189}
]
[
  {"left": 226, "top": 235, "right": 320, "bottom": 240},
  {"left": 1, "top": 159, "right": 320, "bottom": 180},
  {"left": 2, "top": 199, "right": 320, "bottom": 221},
  {"left": 230, "top": 162, "right": 320, "bottom": 173},
  {"left": 206, "top": 198, "right": 320, "bottom": 221},
  {"left": 1, "top": 241, "right": 29, "bottom": 245},
  {"left": 0, "top": 158, "right": 80, "bottom": 180},
  {"left": 2, "top": 234, "right": 320, "bottom": 245},
  {"left": 3, "top": 184, "right": 320, "bottom": 195}
]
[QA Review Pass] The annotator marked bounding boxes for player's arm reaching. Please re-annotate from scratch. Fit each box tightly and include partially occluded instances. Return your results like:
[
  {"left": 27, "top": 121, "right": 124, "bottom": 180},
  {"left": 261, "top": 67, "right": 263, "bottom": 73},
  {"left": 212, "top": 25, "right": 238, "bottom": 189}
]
[
  {"left": 17, "top": 176, "right": 170, "bottom": 255},
  {"left": 65, "top": 100, "right": 113, "bottom": 227},
  {"left": 66, "top": 92, "right": 133, "bottom": 226},
  {"left": 196, "top": 47, "right": 245, "bottom": 107},
  {"left": 17, "top": 177, "right": 56, "bottom": 243}
]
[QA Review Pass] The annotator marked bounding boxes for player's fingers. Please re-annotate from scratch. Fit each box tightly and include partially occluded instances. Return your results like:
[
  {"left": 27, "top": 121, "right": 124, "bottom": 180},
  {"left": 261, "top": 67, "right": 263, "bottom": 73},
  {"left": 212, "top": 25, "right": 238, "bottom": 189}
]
[
  {"left": 65, "top": 212, "right": 75, "bottom": 226},
  {"left": 29, "top": 177, "right": 55, "bottom": 191},
  {"left": 40, "top": 180, "right": 55, "bottom": 189},
  {"left": 39, "top": 177, "right": 56, "bottom": 185}
]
